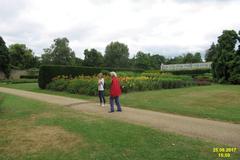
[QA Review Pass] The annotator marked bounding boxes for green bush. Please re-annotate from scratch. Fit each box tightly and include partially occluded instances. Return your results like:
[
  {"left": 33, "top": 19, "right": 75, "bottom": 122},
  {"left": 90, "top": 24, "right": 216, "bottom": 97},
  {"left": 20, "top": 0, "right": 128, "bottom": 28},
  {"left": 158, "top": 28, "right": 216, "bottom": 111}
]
[
  {"left": 47, "top": 79, "right": 69, "bottom": 91},
  {"left": 166, "top": 69, "right": 211, "bottom": 77},
  {"left": 46, "top": 75, "right": 196, "bottom": 96},
  {"left": 38, "top": 65, "right": 144, "bottom": 89},
  {"left": 116, "top": 71, "right": 140, "bottom": 77}
]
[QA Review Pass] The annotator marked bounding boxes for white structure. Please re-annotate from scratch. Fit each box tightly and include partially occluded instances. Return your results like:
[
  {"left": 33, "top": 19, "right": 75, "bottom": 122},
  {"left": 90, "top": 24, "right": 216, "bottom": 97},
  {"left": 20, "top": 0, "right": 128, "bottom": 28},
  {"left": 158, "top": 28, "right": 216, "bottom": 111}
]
[{"left": 161, "top": 62, "right": 212, "bottom": 71}]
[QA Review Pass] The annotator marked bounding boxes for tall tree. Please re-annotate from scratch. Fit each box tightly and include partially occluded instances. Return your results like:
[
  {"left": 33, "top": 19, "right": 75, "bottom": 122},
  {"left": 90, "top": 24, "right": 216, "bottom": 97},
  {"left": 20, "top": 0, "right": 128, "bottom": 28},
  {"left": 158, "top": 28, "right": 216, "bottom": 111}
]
[
  {"left": 134, "top": 51, "right": 152, "bottom": 69},
  {"left": 83, "top": 49, "right": 104, "bottom": 67},
  {"left": 41, "top": 37, "right": 76, "bottom": 65},
  {"left": 166, "top": 55, "right": 184, "bottom": 64},
  {"left": 75, "top": 57, "right": 83, "bottom": 66},
  {"left": 193, "top": 52, "right": 202, "bottom": 63},
  {"left": 205, "top": 43, "right": 216, "bottom": 62},
  {"left": 104, "top": 41, "right": 129, "bottom": 68},
  {"left": 8, "top": 43, "right": 39, "bottom": 69},
  {"left": 229, "top": 31, "right": 240, "bottom": 84},
  {"left": 0, "top": 36, "right": 10, "bottom": 78},
  {"left": 150, "top": 54, "right": 166, "bottom": 69},
  {"left": 212, "top": 30, "right": 238, "bottom": 82},
  {"left": 183, "top": 53, "right": 194, "bottom": 63}
]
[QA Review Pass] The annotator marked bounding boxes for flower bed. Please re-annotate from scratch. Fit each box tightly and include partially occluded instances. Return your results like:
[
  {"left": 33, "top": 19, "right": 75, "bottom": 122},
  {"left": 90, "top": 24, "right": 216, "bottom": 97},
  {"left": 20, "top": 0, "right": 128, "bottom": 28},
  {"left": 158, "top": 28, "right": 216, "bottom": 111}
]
[{"left": 47, "top": 73, "right": 197, "bottom": 96}]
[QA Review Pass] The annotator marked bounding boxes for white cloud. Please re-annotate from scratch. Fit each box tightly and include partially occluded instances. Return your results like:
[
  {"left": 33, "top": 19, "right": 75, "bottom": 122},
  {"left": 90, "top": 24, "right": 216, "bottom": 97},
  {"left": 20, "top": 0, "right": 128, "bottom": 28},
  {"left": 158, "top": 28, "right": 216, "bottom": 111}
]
[{"left": 0, "top": 0, "right": 239, "bottom": 58}]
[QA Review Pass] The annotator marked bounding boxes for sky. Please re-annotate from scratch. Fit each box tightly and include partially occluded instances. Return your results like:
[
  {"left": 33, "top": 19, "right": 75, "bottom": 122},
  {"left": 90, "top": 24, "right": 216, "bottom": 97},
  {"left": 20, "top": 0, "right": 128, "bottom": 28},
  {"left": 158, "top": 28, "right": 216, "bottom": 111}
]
[{"left": 0, "top": 0, "right": 239, "bottom": 59}]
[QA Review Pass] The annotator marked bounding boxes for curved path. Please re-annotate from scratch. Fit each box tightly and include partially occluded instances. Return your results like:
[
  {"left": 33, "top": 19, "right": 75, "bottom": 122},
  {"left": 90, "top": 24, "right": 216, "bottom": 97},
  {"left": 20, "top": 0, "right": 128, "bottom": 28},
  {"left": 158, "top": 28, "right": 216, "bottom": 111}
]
[{"left": 0, "top": 87, "right": 239, "bottom": 146}]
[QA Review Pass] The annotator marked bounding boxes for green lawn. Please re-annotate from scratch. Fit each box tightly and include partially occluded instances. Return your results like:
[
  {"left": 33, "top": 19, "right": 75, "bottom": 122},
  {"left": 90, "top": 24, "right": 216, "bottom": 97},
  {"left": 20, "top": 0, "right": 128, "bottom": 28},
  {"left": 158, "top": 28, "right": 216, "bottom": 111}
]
[
  {"left": 121, "top": 85, "right": 240, "bottom": 123},
  {"left": 0, "top": 83, "right": 96, "bottom": 100},
  {"left": 0, "top": 83, "right": 240, "bottom": 123},
  {"left": 1, "top": 93, "right": 237, "bottom": 160}
]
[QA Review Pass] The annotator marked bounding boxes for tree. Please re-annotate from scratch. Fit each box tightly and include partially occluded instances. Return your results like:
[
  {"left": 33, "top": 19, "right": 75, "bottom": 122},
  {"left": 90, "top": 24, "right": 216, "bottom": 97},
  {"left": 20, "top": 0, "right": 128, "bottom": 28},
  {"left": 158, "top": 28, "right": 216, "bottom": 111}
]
[
  {"left": 41, "top": 37, "right": 76, "bottom": 65},
  {"left": 74, "top": 57, "right": 83, "bottom": 66},
  {"left": 166, "top": 56, "right": 184, "bottom": 64},
  {"left": 205, "top": 43, "right": 216, "bottom": 62},
  {"left": 150, "top": 54, "right": 166, "bottom": 69},
  {"left": 83, "top": 49, "right": 104, "bottom": 67},
  {"left": 8, "top": 43, "right": 39, "bottom": 69},
  {"left": 104, "top": 41, "right": 129, "bottom": 68},
  {"left": 183, "top": 53, "right": 194, "bottom": 63},
  {"left": 229, "top": 31, "right": 240, "bottom": 84},
  {"left": 132, "top": 51, "right": 165, "bottom": 69},
  {"left": 193, "top": 52, "right": 202, "bottom": 63},
  {"left": 0, "top": 36, "right": 10, "bottom": 78},
  {"left": 212, "top": 30, "right": 238, "bottom": 83},
  {"left": 134, "top": 51, "right": 152, "bottom": 69}
]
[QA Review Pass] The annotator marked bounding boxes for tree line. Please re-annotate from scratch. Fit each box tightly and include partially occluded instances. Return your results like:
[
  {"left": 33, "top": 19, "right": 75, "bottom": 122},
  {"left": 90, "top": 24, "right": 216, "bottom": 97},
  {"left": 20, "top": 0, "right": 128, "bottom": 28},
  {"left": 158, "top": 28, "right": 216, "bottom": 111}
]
[
  {"left": 1, "top": 29, "right": 239, "bottom": 83},
  {"left": 0, "top": 37, "right": 203, "bottom": 77}
]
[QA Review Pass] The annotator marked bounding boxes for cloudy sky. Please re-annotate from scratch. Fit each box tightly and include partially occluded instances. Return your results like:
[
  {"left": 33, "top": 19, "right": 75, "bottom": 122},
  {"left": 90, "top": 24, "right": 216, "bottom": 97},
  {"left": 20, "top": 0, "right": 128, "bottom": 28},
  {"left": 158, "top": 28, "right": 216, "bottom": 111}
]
[{"left": 0, "top": 0, "right": 239, "bottom": 58}]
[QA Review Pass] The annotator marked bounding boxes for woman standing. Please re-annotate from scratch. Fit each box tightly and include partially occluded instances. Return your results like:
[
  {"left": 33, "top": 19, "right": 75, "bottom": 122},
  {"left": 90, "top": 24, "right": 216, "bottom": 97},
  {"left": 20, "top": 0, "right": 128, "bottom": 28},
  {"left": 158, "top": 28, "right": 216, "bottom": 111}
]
[
  {"left": 109, "top": 72, "right": 122, "bottom": 112},
  {"left": 98, "top": 73, "right": 105, "bottom": 107}
]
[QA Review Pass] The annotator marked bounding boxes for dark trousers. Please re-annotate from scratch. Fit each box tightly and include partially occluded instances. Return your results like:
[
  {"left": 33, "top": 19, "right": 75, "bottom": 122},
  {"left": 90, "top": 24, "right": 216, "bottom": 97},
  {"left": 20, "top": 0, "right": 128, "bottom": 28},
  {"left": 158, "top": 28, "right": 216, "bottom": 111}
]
[
  {"left": 110, "top": 96, "right": 122, "bottom": 112},
  {"left": 98, "top": 91, "right": 105, "bottom": 104}
]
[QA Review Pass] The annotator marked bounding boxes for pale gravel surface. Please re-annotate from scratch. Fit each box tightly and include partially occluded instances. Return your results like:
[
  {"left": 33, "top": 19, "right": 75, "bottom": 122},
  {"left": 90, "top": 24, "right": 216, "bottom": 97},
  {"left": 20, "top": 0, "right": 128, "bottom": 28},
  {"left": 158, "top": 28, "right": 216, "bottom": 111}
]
[{"left": 1, "top": 87, "right": 239, "bottom": 146}]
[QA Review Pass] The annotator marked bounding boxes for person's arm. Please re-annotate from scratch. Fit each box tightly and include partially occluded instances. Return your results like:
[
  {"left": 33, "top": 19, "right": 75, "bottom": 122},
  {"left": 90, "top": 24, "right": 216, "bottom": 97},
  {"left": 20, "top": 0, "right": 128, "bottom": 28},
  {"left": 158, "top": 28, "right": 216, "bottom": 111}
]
[{"left": 98, "top": 79, "right": 101, "bottom": 85}]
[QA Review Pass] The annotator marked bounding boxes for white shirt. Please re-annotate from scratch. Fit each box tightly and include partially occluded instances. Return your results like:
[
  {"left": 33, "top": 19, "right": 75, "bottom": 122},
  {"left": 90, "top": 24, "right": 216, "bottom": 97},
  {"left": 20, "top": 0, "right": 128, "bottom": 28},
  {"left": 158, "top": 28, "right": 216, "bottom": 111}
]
[{"left": 98, "top": 78, "right": 104, "bottom": 91}]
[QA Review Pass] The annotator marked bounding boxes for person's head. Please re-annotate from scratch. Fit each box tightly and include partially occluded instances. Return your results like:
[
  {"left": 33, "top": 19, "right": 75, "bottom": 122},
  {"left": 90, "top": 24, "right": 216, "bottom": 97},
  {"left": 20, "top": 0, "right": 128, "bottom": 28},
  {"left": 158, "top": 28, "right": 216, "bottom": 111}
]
[
  {"left": 98, "top": 73, "right": 103, "bottom": 78},
  {"left": 110, "top": 71, "right": 117, "bottom": 77}
]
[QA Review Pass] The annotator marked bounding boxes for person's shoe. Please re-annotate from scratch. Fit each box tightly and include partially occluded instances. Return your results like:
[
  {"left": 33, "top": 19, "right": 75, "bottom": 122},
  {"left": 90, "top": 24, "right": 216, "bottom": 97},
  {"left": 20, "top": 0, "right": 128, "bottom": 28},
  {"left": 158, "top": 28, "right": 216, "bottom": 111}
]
[
  {"left": 101, "top": 103, "right": 105, "bottom": 107},
  {"left": 117, "top": 110, "right": 122, "bottom": 112}
]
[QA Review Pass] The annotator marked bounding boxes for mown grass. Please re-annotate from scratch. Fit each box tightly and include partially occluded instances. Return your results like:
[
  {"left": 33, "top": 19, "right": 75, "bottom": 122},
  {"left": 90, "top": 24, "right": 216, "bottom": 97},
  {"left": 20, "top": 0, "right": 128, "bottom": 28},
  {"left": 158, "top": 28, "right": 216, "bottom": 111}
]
[
  {"left": 0, "top": 83, "right": 240, "bottom": 123},
  {"left": 0, "top": 83, "right": 95, "bottom": 100},
  {"left": 121, "top": 84, "right": 240, "bottom": 123},
  {"left": 1, "top": 93, "right": 238, "bottom": 160}
]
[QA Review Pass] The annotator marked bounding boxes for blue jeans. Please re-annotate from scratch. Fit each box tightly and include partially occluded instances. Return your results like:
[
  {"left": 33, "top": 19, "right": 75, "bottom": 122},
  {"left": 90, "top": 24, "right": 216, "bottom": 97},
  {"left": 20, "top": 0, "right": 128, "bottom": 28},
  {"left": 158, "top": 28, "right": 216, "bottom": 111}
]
[
  {"left": 110, "top": 96, "right": 122, "bottom": 112},
  {"left": 98, "top": 91, "right": 105, "bottom": 104}
]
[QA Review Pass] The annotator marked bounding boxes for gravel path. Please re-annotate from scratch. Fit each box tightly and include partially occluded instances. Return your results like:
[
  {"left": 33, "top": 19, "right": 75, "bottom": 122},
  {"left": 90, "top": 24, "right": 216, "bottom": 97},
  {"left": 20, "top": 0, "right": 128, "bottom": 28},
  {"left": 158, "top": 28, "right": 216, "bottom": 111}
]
[{"left": 1, "top": 87, "right": 239, "bottom": 146}]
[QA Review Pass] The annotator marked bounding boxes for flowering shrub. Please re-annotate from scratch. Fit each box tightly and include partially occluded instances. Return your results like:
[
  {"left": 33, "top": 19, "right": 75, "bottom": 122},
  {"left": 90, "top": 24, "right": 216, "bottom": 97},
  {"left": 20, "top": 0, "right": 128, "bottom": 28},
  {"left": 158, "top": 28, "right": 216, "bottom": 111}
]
[{"left": 47, "top": 73, "right": 197, "bottom": 96}]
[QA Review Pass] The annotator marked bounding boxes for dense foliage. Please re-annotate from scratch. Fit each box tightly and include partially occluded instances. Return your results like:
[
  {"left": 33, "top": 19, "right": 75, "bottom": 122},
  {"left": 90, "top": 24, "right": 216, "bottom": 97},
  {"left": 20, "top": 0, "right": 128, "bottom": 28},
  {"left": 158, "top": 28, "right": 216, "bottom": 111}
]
[
  {"left": 205, "top": 43, "right": 216, "bottom": 62},
  {"left": 132, "top": 51, "right": 165, "bottom": 69},
  {"left": 211, "top": 30, "right": 240, "bottom": 84},
  {"left": 83, "top": 49, "right": 104, "bottom": 67},
  {"left": 8, "top": 43, "right": 40, "bottom": 69},
  {"left": 41, "top": 37, "right": 76, "bottom": 65},
  {"left": 47, "top": 73, "right": 196, "bottom": 96},
  {"left": 166, "top": 52, "right": 203, "bottom": 64},
  {"left": 166, "top": 69, "right": 211, "bottom": 77},
  {"left": 104, "top": 41, "right": 130, "bottom": 68},
  {"left": 0, "top": 36, "right": 10, "bottom": 78},
  {"left": 38, "top": 65, "right": 144, "bottom": 89}
]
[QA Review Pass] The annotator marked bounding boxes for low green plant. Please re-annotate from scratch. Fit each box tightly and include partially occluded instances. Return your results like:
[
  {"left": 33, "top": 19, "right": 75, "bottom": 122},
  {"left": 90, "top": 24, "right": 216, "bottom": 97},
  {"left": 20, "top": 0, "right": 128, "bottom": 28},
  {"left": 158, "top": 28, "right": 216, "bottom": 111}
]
[
  {"left": 47, "top": 74, "right": 196, "bottom": 96},
  {"left": 0, "top": 79, "right": 37, "bottom": 84}
]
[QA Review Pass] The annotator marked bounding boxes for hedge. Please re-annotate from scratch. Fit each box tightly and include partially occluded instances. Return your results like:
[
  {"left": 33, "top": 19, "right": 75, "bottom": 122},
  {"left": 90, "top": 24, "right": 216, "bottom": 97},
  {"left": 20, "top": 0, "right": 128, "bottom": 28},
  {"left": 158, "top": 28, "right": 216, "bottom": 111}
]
[
  {"left": 166, "top": 69, "right": 211, "bottom": 77},
  {"left": 0, "top": 79, "right": 37, "bottom": 84},
  {"left": 38, "top": 65, "right": 144, "bottom": 89},
  {"left": 20, "top": 75, "right": 38, "bottom": 79}
]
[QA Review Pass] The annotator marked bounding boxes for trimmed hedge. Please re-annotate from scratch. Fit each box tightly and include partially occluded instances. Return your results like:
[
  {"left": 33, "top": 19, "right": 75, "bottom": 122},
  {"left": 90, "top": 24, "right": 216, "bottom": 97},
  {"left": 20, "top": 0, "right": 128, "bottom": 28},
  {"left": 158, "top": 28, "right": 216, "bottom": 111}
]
[
  {"left": 166, "top": 69, "right": 211, "bottom": 77},
  {"left": 20, "top": 75, "right": 38, "bottom": 79},
  {"left": 38, "top": 65, "right": 144, "bottom": 89},
  {"left": 0, "top": 79, "right": 37, "bottom": 84}
]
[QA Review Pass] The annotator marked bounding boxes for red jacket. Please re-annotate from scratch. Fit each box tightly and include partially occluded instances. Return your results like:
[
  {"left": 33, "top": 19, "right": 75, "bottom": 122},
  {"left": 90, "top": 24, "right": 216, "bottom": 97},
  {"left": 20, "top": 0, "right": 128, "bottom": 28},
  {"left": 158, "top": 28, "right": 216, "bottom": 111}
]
[{"left": 110, "top": 77, "right": 122, "bottom": 97}]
